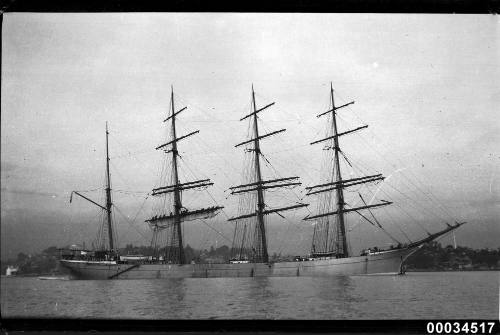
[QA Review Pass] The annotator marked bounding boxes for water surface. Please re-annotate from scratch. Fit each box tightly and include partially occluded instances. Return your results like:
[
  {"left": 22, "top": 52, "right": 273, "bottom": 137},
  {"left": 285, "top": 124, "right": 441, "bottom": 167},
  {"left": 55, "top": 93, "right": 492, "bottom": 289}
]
[{"left": 1, "top": 271, "right": 498, "bottom": 319}]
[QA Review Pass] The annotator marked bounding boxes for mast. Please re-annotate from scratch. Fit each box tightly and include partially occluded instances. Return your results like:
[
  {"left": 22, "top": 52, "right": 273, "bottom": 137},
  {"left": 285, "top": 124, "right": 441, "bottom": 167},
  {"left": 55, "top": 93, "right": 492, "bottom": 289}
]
[
  {"left": 228, "top": 85, "right": 308, "bottom": 263},
  {"left": 329, "top": 84, "right": 348, "bottom": 257},
  {"left": 239, "top": 224, "right": 247, "bottom": 260},
  {"left": 304, "top": 83, "right": 391, "bottom": 258},
  {"left": 105, "top": 122, "right": 114, "bottom": 251},
  {"left": 251, "top": 85, "right": 269, "bottom": 263},
  {"left": 169, "top": 86, "right": 185, "bottom": 264},
  {"left": 147, "top": 86, "right": 223, "bottom": 264},
  {"left": 69, "top": 123, "right": 116, "bottom": 252}
]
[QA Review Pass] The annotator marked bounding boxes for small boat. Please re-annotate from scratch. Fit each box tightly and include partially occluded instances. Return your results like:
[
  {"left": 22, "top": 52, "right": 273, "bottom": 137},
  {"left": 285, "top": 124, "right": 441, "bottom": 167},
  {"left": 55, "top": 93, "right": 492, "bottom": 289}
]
[{"left": 37, "top": 276, "right": 68, "bottom": 280}]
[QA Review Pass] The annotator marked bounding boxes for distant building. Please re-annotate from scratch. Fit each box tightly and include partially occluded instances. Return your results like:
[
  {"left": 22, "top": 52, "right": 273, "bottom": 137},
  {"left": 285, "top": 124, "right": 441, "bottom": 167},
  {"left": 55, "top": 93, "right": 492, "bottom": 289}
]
[
  {"left": 5, "top": 266, "right": 19, "bottom": 276},
  {"left": 458, "top": 263, "right": 473, "bottom": 270},
  {"left": 447, "top": 254, "right": 472, "bottom": 270}
]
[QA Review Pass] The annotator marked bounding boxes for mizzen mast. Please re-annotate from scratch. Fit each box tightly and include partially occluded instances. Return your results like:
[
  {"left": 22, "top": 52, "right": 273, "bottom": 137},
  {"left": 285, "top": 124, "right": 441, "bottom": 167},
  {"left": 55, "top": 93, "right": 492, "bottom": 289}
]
[
  {"left": 70, "top": 122, "right": 116, "bottom": 252},
  {"left": 105, "top": 122, "right": 114, "bottom": 251},
  {"left": 229, "top": 85, "right": 308, "bottom": 263}
]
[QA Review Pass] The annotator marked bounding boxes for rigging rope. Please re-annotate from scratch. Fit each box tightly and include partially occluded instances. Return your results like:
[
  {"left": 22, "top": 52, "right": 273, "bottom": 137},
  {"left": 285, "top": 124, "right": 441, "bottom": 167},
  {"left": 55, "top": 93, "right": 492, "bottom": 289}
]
[
  {"left": 113, "top": 204, "right": 151, "bottom": 243},
  {"left": 108, "top": 130, "right": 157, "bottom": 176},
  {"left": 200, "top": 219, "right": 233, "bottom": 244},
  {"left": 338, "top": 142, "right": 451, "bottom": 228},
  {"left": 334, "top": 90, "right": 459, "bottom": 224},
  {"left": 178, "top": 155, "right": 232, "bottom": 221},
  {"left": 77, "top": 187, "right": 104, "bottom": 193}
]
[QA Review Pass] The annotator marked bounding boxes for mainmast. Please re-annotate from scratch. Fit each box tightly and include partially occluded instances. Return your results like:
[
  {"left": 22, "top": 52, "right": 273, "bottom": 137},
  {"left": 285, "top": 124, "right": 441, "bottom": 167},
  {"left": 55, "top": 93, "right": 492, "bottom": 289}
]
[
  {"left": 146, "top": 86, "right": 223, "bottom": 264},
  {"left": 228, "top": 85, "right": 308, "bottom": 263},
  {"left": 304, "top": 83, "right": 390, "bottom": 258},
  {"left": 105, "top": 122, "right": 114, "bottom": 251},
  {"left": 169, "top": 87, "right": 185, "bottom": 264}
]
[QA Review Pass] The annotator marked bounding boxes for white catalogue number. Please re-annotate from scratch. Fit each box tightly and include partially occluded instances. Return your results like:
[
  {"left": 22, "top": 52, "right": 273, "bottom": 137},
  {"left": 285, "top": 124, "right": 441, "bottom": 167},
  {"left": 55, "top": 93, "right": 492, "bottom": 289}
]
[{"left": 426, "top": 322, "right": 495, "bottom": 334}]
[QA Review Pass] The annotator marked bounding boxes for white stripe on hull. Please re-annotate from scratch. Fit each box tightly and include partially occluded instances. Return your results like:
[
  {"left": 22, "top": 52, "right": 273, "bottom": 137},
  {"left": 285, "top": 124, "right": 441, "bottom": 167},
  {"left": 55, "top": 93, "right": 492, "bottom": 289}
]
[{"left": 60, "top": 247, "right": 419, "bottom": 280}]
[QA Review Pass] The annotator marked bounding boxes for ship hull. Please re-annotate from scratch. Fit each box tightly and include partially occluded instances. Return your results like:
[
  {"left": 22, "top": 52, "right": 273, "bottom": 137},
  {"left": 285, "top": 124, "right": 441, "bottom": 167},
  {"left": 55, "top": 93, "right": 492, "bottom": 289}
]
[{"left": 59, "top": 246, "right": 420, "bottom": 280}]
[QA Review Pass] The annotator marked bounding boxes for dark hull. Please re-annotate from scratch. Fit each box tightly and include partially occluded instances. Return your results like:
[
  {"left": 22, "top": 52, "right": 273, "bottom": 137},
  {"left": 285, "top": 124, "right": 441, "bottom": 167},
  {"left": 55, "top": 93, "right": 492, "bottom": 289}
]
[{"left": 59, "top": 246, "right": 419, "bottom": 280}]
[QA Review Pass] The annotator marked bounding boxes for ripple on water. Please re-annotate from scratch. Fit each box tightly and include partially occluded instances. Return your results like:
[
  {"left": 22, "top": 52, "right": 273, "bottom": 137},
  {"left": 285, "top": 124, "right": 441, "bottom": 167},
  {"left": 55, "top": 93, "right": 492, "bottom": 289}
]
[{"left": 1, "top": 272, "right": 498, "bottom": 319}]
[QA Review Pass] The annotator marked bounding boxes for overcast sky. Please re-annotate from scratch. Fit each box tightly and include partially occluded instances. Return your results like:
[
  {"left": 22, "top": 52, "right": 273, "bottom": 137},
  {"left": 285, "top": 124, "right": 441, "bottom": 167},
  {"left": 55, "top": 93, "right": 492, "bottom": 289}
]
[{"left": 1, "top": 13, "right": 499, "bottom": 259}]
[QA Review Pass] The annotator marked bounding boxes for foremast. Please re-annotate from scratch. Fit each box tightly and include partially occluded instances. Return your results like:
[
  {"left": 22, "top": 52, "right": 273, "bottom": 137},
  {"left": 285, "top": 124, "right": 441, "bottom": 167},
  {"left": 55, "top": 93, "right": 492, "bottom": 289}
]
[
  {"left": 228, "top": 85, "right": 308, "bottom": 263},
  {"left": 329, "top": 84, "right": 347, "bottom": 257},
  {"left": 304, "top": 83, "right": 390, "bottom": 258},
  {"left": 146, "top": 86, "right": 223, "bottom": 264}
]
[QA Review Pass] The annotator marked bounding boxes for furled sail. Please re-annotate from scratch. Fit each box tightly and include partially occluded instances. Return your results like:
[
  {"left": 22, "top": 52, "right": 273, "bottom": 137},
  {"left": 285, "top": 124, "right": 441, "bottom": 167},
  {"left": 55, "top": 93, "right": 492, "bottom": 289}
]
[{"left": 146, "top": 206, "right": 223, "bottom": 230}]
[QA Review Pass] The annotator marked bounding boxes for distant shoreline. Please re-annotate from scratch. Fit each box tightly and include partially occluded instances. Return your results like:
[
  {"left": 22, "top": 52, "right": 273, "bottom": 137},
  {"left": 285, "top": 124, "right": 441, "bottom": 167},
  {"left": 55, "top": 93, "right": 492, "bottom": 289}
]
[
  {"left": 407, "top": 268, "right": 499, "bottom": 272},
  {"left": 3, "top": 242, "right": 499, "bottom": 277},
  {"left": 3, "top": 269, "right": 499, "bottom": 278}
]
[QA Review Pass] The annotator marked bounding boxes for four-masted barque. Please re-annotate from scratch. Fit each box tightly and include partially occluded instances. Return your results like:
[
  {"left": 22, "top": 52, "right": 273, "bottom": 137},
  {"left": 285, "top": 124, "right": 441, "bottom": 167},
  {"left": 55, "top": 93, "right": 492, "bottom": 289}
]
[{"left": 59, "top": 84, "right": 465, "bottom": 279}]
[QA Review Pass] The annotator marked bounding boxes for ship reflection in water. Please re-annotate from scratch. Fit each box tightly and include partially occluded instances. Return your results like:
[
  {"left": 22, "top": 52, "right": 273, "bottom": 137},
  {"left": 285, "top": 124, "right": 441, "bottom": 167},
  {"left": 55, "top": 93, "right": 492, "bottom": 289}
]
[{"left": 1, "top": 272, "right": 497, "bottom": 319}]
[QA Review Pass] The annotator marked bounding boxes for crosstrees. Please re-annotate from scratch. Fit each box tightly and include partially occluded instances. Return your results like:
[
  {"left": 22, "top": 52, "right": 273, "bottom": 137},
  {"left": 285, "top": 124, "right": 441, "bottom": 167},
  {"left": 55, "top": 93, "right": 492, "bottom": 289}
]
[
  {"left": 239, "top": 102, "right": 275, "bottom": 121},
  {"left": 306, "top": 175, "right": 385, "bottom": 196},
  {"left": 305, "top": 174, "right": 383, "bottom": 190},
  {"left": 228, "top": 203, "right": 309, "bottom": 221},
  {"left": 304, "top": 201, "right": 393, "bottom": 221},
  {"left": 152, "top": 182, "right": 214, "bottom": 196},
  {"left": 230, "top": 182, "right": 302, "bottom": 194},
  {"left": 316, "top": 101, "right": 355, "bottom": 118},
  {"left": 153, "top": 179, "right": 211, "bottom": 193},
  {"left": 152, "top": 179, "right": 214, "bottom": 196},
  {"left": 230, "top": 176, "right": 299, "bottom": 190},
  {"left": 163, "top": 106, "right": 187, "bottom": 122},
  {"left": 235, "top": 128, "right": 286, "bottom": 148},
  {"left": 155, "top": 130, "right": 200, "bottom": 150},
  {"left": 310, "top": 125, "right": 368, "bottom": 145}
]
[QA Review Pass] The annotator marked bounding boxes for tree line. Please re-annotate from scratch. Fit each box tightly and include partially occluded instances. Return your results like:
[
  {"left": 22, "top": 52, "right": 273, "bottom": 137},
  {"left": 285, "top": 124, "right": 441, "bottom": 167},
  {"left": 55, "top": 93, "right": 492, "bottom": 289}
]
[{"left": 1, "top": 242, "right": 499, "bottom": 275}]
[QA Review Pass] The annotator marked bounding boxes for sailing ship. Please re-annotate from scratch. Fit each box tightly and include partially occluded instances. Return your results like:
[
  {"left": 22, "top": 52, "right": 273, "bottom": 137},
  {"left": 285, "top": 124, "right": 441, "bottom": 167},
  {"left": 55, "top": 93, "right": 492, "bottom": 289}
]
[{"left": 59, "top": 84, "right": 465, "bottom": 279}]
